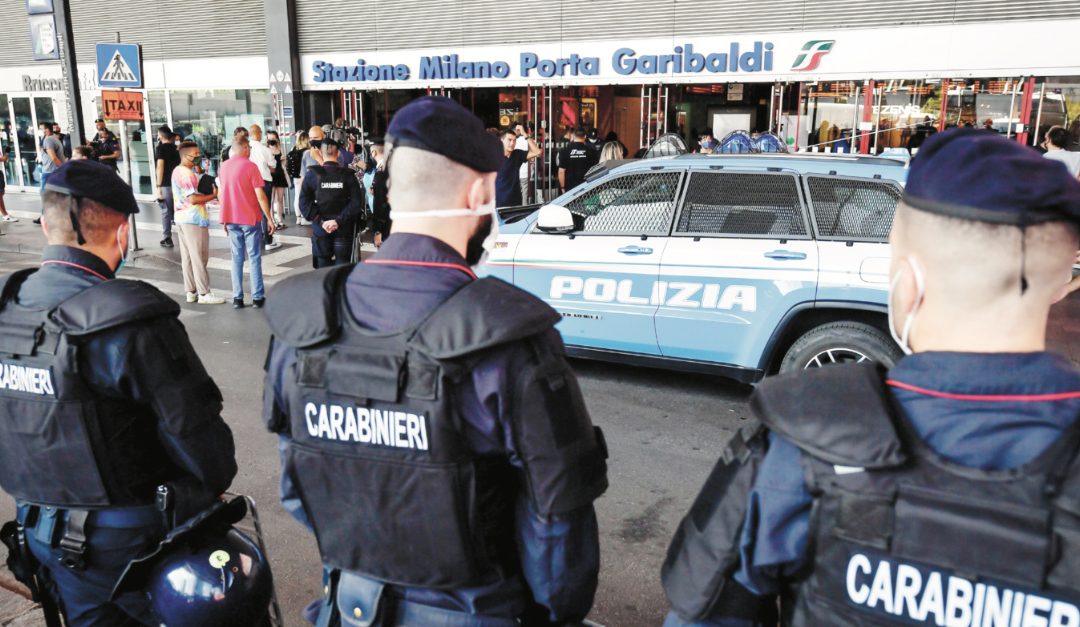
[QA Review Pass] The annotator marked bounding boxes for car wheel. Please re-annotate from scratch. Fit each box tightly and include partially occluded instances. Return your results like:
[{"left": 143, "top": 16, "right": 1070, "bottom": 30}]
[{"left": 779, "top": 321, "right": 903, "bottom": 373}]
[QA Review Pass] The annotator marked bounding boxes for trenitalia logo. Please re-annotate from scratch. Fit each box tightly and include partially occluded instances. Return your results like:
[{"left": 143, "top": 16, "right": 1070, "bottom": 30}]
[{"left": 791, "top": 40, "right": 835, "bottom": 72}]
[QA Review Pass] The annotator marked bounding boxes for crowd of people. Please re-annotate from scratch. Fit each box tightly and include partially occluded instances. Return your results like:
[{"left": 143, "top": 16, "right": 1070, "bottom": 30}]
[{"left": 1, "top": 95, "right": 1080, "bottom": 627}]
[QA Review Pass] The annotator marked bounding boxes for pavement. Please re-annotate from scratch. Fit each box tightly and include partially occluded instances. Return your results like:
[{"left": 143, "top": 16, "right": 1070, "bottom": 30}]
[{"left": 0, "top": 187, "right": 1078, "bottom": 626}]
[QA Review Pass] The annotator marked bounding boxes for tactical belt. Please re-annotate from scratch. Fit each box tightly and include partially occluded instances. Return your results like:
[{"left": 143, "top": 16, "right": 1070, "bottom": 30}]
[{"left": 57, "top": 509, "right": 88, "bottom": 570}]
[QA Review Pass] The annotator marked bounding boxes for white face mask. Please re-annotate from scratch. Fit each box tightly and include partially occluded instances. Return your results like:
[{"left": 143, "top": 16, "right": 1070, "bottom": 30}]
[
  {"left": 390, "top": 201, "right": 498, "bottom": 267},
  {"left": 887, "top": 257, "right": 925, "bottom": 356},
  {"left": 115, "top": 224, "right": 129, "bottom": 272}
]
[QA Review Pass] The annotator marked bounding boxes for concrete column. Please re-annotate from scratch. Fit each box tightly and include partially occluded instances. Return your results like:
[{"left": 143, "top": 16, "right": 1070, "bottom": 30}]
[{"left": 263, "top": 0, "right": 304, "bottom": 140}]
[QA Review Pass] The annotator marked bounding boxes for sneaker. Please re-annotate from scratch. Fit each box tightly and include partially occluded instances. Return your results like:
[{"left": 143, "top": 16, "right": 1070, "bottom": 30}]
[
  {"left": 232, "top": 298, "right": 245, "bottom": 309},
  {"left": 275, "top": 222, "right": 287, "bottom": 230},
  {"left": 198, "top": 293, "right": 226, "bottom": 305},
  {"left": 252, "top": 298, "right": 266, "bottom": 309},
  {"left": 160, "top": 238, "right": 174, "bottom": 248},
  {"left": 1, "top": 215, "right": 17, "bottom": 222},
  {"left": 296, "top": 217, "right": 310, "bottom": 226},
  {"left": 33, "top": 217, "right": 41, "bottom": 225},
  {"left": 265, "top": 241, "right": 282, "bottom": 250},
  {"left": 185, "top": 292, "right": 197, "bottom": 303}
]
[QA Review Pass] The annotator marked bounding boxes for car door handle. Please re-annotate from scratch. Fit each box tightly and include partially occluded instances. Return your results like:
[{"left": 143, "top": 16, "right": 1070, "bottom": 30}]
[
  {"left": 764, "top": 250, "right": 808, "bottom": 261},
  {"left": 618, "top": 246, "right": 654, "bottom": 255}
]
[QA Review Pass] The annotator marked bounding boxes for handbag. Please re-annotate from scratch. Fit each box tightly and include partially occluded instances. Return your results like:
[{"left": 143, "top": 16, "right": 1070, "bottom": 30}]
[{"left": 196, "top": 174, "right": 216, "bottom": 195}]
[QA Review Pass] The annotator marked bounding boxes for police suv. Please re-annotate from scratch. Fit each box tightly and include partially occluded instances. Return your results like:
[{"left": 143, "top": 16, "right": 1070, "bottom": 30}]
[{"left": 484, "top": 153, "right": 907, "bottom": 384}]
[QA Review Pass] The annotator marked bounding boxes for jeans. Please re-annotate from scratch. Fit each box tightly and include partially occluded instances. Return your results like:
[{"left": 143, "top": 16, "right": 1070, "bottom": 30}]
[
  {"left": 38, "top": 170, "right": 51, "bottom": 191},
  {"left": 158, "top": 186, "right": 174, "bottom": 239},
  {"left": 226, "top": 223, "right": 265, "bottom": 301}
]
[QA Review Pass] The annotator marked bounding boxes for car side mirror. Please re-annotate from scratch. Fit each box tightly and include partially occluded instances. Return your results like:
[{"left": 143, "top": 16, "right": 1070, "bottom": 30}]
[{"left": 537, "top": 204, "right": 575, "bottom": 233}]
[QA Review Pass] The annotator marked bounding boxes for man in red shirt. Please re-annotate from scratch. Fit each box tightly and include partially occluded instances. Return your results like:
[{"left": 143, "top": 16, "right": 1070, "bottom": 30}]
[{"left": 218, "top": 137, "right": 275, "bottom": 308}]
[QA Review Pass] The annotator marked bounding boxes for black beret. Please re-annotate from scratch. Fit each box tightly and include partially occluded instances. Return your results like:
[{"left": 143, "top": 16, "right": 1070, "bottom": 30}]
[
  {"left": 387, "top": 96, "right": 502, "bottom": 173},
  {"left": 44, "top": 159, "right": 139, "bottom": 215},
  {"left": 905, "top": 128, "right": 1080, "bottom": 226}
]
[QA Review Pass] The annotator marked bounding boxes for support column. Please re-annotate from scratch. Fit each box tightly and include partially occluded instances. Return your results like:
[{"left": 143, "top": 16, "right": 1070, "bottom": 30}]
[
  {"left": 263, "top": 0, "right": 303, "bottom": 141},
  {"left": 859, "top": 79, "right": 874, "bottom": 154},
  {"left": 53, "top": 0, "right": 85, "bottom": 144},
  {"left": 937, "top": 79, "right": 950, "bottom": 133},
  {"left": 1015, "top": 76, "right": 1036, "bottom": 146}
]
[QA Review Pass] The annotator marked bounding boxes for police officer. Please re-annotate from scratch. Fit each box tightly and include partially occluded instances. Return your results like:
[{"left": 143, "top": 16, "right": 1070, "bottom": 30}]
[
  {"left": 299, "top": 136, "right": 364, "bottom": 268},
  {"left": 661, "top": 128, "right": 1080, "bottom": 626},
  {"left": 0, "top": 160, "right": 237, "bottom": 626},
  {"left": 264, "top": 96, "right": 608, "bottom": 626}
]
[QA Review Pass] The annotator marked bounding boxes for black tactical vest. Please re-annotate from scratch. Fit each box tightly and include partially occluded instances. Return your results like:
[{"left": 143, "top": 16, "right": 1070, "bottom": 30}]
[
  {"left": 0, "top": 269, "right": 181, "bottom": 508},
  {"left": 265, "top": 266, "right": 570, "bottom": 589},
  {"left": 309, "top": 164, "right": 350, "bottom": 221},
  {"left": 753, "top": 363, "right": 1080, "bottom": 626}
]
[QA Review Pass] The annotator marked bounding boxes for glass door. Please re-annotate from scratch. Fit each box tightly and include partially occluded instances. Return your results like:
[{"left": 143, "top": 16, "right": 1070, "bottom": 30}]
[
  {"left": 121, "top": 120, "right": 153, "bottom": 196},
  {"left": 0, "top": 96, "right": 17, "bottom": 186},
  {"left": 11, "top": 97, "right": 36, "bottom": 188}
]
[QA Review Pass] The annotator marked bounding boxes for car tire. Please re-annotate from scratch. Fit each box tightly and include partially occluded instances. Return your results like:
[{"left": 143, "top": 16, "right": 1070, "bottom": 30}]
[{"left": 779, "top": 321, "right": 903, "bottom": 373}]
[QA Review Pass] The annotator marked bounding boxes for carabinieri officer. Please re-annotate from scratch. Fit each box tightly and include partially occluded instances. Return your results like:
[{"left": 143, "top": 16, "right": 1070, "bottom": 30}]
[
  {"left": 0, "top": 160, "right": 237, "bottom": 626},
  {"left": 298, "top": 136, "right": 364, "bottom": 267},
  {"left": 662, "top": 128, "right": 1080, "bottom": 626},
  {"left": 264, "top": 96, "right": 609, "bottom": 626}
]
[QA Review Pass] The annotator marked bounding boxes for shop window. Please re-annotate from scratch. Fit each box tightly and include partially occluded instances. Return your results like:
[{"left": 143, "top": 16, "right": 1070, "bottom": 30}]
[
  {"left": 169, "top": 89, "right": 273, "bottom": 176},
  {"left": 564, "top": 172, "right": 681, "bottom": 235},
  {"left": 676, "top": 172, "right": 806, "bottom": 238},
  {"left": 806, "top": 176, "right": 899, "bottom": 241}
]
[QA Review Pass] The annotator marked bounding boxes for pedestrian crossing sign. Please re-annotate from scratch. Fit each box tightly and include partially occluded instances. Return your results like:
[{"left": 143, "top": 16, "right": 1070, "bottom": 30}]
[{"left": 95, "top": 43, "right": 142, "bottom": 88}]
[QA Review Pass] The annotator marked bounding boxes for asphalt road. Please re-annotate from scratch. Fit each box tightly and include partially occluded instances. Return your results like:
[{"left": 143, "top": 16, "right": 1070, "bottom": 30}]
[{"left": 1, "top": 200, "right": 1078, "bottom": 627}]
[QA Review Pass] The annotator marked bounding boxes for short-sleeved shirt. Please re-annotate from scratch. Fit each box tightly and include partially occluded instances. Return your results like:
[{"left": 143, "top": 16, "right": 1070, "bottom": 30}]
[
  {"left": 155, "top": 142, "right": 180, "bottom": 184},
  {"left": 301, "top": 149, "right": 347, "bottom": 182},
  {"left": 172, "top": 166, "right": 209, "bottom": 227},
  {"left": 218, "top": 157, "right": 265, "bottom": 226},
  {"left": 496, "top": 149, "right": 528, "bottom": 208},
  {"left": 40, "top": 135, "right": 66, "bottom": 174},
  {"left": 249, "top": 140, "right": 275, "bottom": 182},
  {"left": 1044, "top": 149, "right": 1080, "bottom": 178},
  {"left": 557, "top": 142, "right": 598, "bottom": 192},
  {"left": 515, "top": 136, "right": 529, "bottom": 179}
]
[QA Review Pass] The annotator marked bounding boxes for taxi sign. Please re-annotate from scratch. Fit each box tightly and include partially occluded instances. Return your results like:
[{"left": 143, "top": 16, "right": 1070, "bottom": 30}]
[
  {"left": 96, "top": 43, "right": 142, "bottom": 88},
  {"left": 101, "top": 90, "right": 144, "bottom": 121}
]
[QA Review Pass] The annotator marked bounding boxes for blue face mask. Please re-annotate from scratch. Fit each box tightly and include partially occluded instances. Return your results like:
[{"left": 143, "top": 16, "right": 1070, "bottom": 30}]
[{"left": 115, "top": 224, "right": 129, "bottom": 273}]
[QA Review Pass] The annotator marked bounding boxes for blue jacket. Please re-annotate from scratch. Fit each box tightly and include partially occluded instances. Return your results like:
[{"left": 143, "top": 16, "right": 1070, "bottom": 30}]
[
  {"left": 668, "top": 351, "right": 1080, "bottom": 627},
  {"left": 266, "top": 233, "right": 601, "bottom": 622}
]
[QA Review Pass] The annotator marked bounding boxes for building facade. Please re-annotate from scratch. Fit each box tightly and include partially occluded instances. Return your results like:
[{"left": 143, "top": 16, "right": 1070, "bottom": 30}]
[{"left": 3, "top": 0, "right": 1079, "bottom": 202}]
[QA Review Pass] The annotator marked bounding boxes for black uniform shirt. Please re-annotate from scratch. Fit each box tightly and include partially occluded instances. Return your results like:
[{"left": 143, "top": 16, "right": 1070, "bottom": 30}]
[{"left": 557, "top": 141, "right": 599, "bottom": 192}]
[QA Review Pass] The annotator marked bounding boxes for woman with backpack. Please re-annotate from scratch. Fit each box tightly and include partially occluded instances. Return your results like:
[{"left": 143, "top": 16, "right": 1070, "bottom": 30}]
[{"left": 286, "top": 131, "right": 310, "bottom": 225}]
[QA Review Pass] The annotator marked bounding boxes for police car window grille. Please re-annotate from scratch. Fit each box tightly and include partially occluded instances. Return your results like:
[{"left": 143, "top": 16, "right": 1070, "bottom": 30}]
[
  {"left": 566, "top": 172, "right": 682, "bottom": 234},
  {"left": 676, "top": 173, "right": 806, "bottom": 236},
  {"left": 807, "top": 177, "right": 899, "bottom": 241}
]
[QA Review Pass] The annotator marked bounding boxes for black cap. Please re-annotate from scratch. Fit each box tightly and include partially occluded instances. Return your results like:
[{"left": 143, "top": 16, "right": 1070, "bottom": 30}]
[
  {"left": 386, "top": 96, "right": 502, "bottom": 173},
  {"left": 368, "top": 136, "right": 385, "bottom": 147},
  {"left": 905, "top": 128, "right": 1080, "bottom": 226},
  {"left": 904, "top": 128, "right": 1080, "bottom": 294},
  {"left": 45, "top": 160, "right": 139, "bottom": 216},
  {"left": 94, "top": 118, "right": 104, "bottom": 124}
]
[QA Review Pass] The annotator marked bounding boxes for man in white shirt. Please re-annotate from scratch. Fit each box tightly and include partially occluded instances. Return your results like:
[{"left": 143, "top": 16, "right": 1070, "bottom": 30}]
[
  {"left": 515, "top": 124, "right": 531, "bottom": 204},
  {"left": 1044, "top": 127, "right": 1080, "bottom": 179},
  {"left": 248, "top": 124, "right": 281, "bottom": 250}
]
